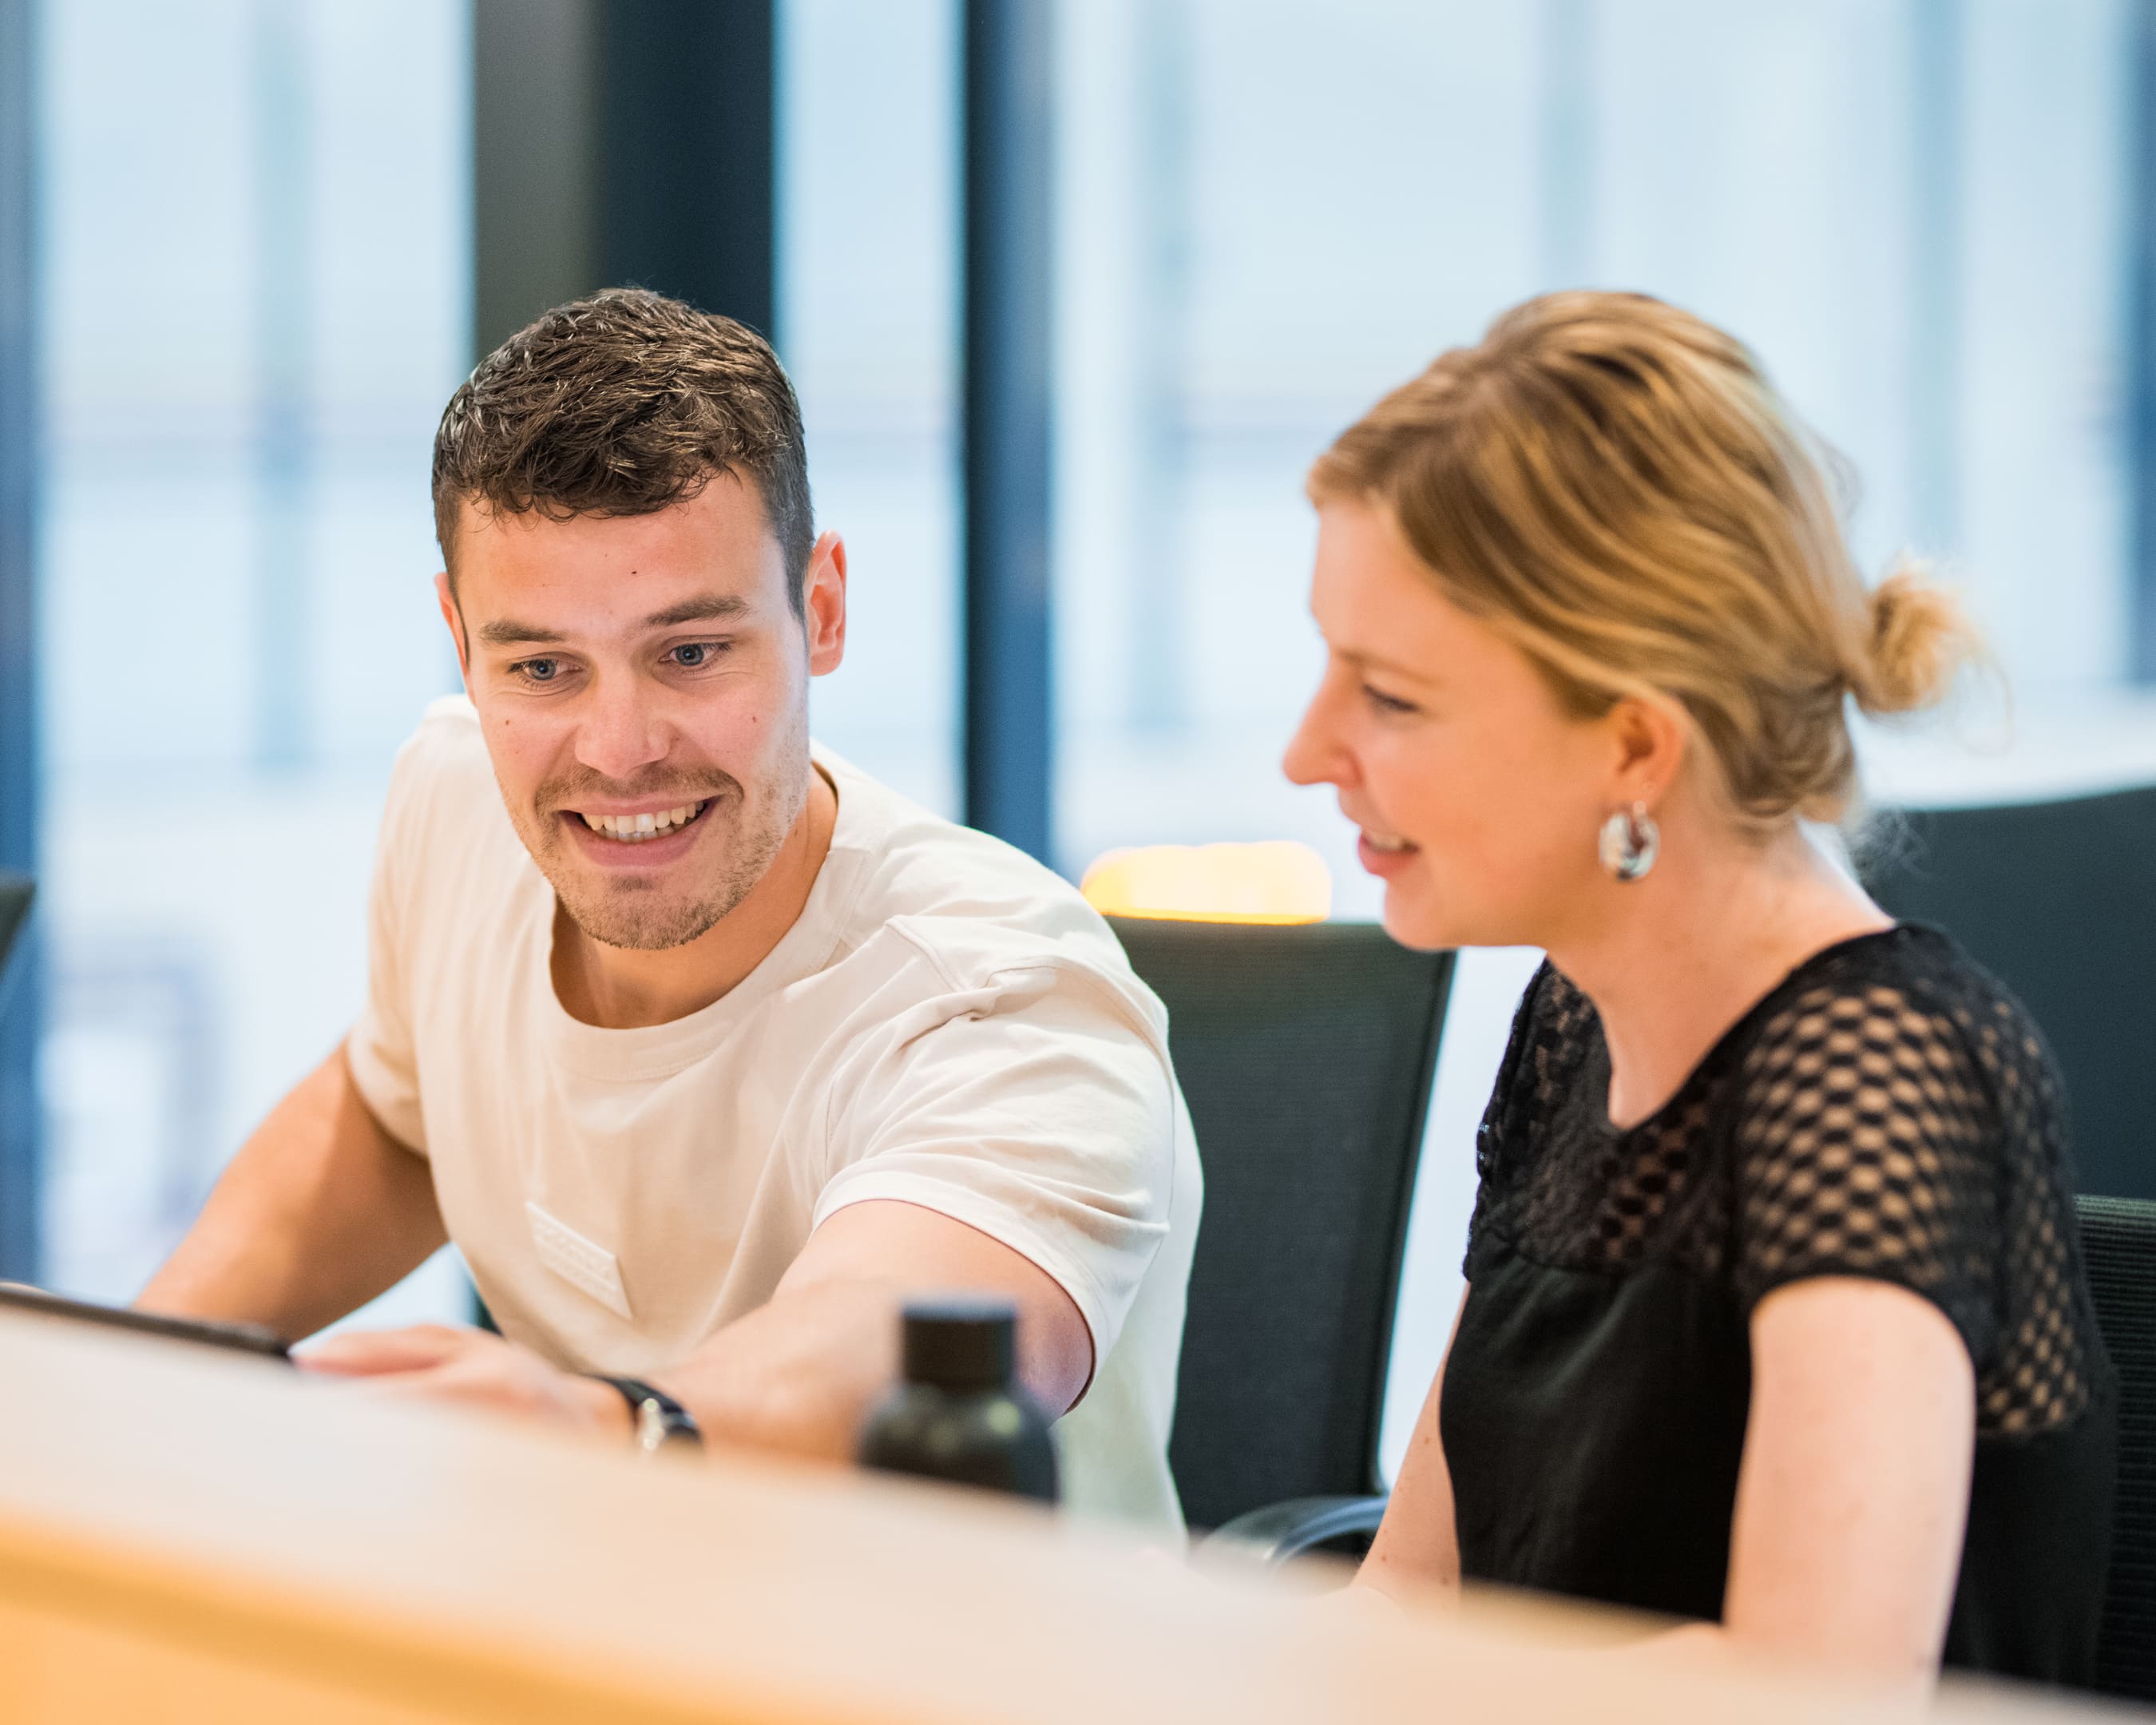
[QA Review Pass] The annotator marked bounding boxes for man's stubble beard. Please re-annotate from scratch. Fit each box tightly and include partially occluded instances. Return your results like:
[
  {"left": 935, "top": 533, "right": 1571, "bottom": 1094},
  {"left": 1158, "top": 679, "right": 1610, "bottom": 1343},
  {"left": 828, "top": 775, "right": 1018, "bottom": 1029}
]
[{"left": 507, "top": 718, "right": 813, "bottom": 954}]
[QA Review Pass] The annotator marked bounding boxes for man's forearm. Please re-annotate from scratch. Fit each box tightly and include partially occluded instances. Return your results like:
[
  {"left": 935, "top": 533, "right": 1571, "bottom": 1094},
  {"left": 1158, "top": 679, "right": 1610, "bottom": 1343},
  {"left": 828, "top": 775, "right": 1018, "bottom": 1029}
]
[
  {"left": 137, "top": 1044, "right": 447, "bottom": 1340},
  {"left": 649, "top": 1203, "right": 1092, "bottom": 1462},
  {"left": 655, "top": 1279, "right": 908, "bottom": 1461}
]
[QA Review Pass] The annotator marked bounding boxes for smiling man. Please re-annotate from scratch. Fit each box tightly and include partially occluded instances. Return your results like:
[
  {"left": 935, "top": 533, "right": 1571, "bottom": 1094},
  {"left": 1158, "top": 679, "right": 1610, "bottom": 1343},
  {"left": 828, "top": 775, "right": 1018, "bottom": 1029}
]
[{"left": 139, "top": 289, "right": 1202, "bottom": 1529}]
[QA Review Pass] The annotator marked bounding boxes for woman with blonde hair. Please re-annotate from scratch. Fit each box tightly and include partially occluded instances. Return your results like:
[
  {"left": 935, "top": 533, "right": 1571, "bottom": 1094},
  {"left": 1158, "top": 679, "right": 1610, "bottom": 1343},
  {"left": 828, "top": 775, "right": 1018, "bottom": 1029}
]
[{"left": 1285, "top": 291, "right": 2115, "bottom": 1687}]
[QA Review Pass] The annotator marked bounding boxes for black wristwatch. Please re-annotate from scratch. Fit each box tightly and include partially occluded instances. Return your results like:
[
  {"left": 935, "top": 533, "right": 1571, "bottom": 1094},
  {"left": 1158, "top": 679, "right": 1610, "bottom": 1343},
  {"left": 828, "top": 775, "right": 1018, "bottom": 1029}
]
[{"left": 592, "top": 1374, "right": 703, "bottom": 1455}]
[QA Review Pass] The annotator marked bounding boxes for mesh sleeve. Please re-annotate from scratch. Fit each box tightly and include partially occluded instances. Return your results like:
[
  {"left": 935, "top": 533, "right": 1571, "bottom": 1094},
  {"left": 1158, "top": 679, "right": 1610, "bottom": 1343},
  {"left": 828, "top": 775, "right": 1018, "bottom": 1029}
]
[
  {"left": 1462, "top": 962, "right": 1557, "bottom": 1275},
  {"left": 1729, "top": 980, "right": 2001, "bottom": 1368}
]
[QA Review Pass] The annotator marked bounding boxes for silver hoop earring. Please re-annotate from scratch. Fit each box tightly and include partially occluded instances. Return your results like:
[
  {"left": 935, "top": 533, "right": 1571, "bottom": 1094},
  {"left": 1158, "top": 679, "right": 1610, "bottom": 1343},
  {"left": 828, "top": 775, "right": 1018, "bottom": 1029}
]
[{"left": 1599, "top": 801, "right": 1659, "bottom": 882}]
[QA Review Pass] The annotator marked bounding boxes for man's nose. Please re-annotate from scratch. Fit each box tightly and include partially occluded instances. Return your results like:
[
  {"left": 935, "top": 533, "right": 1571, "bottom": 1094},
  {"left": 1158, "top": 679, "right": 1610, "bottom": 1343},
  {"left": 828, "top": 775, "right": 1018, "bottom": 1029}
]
[{"left": 573, "top": 673, "right": 670, "bottom": 783}]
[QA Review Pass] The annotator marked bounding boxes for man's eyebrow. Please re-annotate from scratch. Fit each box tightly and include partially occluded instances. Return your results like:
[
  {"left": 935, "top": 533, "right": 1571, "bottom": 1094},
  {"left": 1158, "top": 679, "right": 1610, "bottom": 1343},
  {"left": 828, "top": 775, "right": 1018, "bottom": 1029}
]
[
  {"left": 472, "top": 594, "right": 752, "bottom": 648},
  {"left": 475, "top": 618, "right": 565, "bottom": 647},
  {"left": 644, "top": 594, "right": 751, "bottom": 628}
]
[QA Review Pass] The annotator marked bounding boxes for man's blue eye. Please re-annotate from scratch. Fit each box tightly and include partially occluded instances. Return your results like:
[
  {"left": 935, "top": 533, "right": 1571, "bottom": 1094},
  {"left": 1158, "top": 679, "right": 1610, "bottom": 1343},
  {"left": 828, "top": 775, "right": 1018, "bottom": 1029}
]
[
  {"left": 672, "top": 643, "right": 715, "bottom": 668},
  {"left": 521, "top": 658, "right": 560, "bottom": 683}
]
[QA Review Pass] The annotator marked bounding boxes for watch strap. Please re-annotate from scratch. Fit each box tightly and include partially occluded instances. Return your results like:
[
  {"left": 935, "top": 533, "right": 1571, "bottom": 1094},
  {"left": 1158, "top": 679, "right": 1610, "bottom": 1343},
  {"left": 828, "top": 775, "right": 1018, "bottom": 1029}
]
[{"left": 593, "top": 1374, "right": 703, "bottom": 1454}]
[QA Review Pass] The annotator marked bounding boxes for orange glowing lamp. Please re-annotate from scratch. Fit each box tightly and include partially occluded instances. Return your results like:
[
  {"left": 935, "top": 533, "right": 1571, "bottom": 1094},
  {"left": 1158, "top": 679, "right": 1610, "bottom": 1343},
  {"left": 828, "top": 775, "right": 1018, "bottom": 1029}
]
[{"left": 1079, "top": 841, "right": 1332, "bottom": 926}]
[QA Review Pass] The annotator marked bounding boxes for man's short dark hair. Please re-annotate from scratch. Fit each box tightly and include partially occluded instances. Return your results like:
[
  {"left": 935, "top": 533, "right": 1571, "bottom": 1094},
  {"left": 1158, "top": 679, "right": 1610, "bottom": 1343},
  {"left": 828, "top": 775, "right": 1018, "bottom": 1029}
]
[{"left": 432, "top": 288, "right": 814, "bottom": 615}]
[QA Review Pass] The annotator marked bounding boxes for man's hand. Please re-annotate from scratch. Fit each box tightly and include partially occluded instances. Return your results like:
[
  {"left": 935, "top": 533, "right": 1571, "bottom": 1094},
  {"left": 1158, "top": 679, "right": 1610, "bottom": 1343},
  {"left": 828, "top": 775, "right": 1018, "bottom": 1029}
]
[{"left": 301, "top": 1324, "right": 632, "bottom": 1442}]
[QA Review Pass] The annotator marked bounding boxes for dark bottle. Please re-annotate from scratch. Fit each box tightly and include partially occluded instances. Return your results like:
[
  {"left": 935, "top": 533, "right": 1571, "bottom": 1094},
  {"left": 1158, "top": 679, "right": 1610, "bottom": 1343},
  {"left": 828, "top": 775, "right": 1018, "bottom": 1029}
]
[{"left": 857, "top": 1296, "right": 1059, "bottom": 1504}]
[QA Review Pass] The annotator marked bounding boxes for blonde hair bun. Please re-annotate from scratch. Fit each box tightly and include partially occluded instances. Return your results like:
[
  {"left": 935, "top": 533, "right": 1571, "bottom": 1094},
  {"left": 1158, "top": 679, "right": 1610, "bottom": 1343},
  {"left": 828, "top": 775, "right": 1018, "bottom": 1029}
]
[{"left": 1853, "top": 559, "right": 1982, "bottom": 717}]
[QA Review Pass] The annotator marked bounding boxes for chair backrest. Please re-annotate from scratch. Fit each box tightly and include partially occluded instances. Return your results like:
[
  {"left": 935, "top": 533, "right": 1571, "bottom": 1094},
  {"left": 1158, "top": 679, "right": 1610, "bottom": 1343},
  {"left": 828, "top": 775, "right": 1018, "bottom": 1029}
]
[
  {"left": 2080, "top": 1195, "right": 2156, "bottom": 1702},
  {"left": 1108, "top": 917, "right": 1452, "bottom": 1533},
  {"left": 1861, "top": 788, "right": 2156, "bottom": 1200}
]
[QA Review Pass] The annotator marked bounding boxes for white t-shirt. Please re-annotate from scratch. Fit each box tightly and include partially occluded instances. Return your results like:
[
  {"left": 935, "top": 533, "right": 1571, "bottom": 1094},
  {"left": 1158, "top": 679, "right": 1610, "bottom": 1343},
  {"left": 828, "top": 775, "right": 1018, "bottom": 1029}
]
[{"left": 347, "top": 697, "right": 1202, "bottom": 1530}]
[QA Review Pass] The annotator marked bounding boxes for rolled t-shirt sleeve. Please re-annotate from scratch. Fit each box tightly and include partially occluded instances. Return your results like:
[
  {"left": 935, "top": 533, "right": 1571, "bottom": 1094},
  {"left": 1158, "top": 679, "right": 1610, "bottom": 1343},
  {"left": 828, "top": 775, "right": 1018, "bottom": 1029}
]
[
  {"left": 344, "top": 736, "right": 429, "bottom": 1156},
  {"left": 813, "top": 959, "right": 1179, "bottom": 1369}
]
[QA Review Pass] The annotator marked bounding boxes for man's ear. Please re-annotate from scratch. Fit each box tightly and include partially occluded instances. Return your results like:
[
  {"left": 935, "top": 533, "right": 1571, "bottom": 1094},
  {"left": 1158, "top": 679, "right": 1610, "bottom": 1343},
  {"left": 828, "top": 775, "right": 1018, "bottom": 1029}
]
[
  {"left": 435, "top": 570, "right": 471, "bottom": 684},
  {"left": 802, "top": 531, "right": 848, "bottom": 676}
]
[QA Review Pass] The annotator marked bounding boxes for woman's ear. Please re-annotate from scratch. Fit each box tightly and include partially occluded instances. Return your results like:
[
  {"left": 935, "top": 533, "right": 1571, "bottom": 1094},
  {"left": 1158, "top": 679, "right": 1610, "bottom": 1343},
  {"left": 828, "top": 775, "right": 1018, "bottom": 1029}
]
[{"left": 1605, "top": 694, "right": 1688, "bottom": 807}]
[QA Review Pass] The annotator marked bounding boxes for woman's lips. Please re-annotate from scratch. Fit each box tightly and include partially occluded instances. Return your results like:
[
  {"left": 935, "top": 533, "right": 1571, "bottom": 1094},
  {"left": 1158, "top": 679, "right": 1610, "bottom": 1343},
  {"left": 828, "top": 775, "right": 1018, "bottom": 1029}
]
[{"left": 1357, "top": 831, "right": 1419, "bottom": 878}]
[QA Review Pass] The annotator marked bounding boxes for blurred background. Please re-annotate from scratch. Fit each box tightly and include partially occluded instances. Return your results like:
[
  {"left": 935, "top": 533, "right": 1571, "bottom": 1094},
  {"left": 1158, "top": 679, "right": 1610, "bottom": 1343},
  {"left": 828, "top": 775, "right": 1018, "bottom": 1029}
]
[{"left": 3, "top": 0, "right": 2153, "bottom": 1479}]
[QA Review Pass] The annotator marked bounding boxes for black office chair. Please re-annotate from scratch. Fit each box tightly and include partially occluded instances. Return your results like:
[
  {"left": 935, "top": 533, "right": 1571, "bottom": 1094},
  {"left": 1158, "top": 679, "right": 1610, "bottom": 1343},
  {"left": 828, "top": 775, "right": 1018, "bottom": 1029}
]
[
  {"left": 1861, "top": 787, "right": 2156, "bottom": 1200},
  {"left": 2080, "top": 1195, "right": 2156, "bottom": 1703},
  {"left": 1105, "top": 917, "right": 1452, "bottom": 1546},
  {"left": 0, "top": 873, "right": 30, "bottom": 984}
]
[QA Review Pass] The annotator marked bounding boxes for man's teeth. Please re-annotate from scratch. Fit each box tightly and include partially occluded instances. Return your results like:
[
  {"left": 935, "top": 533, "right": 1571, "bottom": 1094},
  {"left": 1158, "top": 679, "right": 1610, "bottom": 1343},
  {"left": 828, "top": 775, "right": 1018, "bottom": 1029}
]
[
  {"left": 1363, "top": 831, "right": 1413, "bottom": 853},
  {"left": 579, "top": 801, "right": 706, "bottom": 842}
]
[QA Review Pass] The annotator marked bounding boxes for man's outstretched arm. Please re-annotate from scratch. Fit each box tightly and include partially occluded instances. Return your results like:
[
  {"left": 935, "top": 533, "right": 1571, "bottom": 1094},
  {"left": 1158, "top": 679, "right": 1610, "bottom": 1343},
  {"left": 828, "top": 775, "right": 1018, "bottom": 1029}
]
[
  {"left": 137, "top": 1042, "right": 449, "bottom": 1342},
  {"left": 303, "top": 1198, "right": 1093, "bottom": 1460}
]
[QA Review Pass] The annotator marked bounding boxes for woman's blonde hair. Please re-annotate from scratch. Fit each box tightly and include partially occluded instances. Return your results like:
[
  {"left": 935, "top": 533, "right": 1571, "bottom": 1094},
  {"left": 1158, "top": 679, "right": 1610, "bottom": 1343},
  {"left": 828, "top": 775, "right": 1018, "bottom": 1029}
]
[{"left": 1308, "top": 291, "right": 1982, "bottom": 828}]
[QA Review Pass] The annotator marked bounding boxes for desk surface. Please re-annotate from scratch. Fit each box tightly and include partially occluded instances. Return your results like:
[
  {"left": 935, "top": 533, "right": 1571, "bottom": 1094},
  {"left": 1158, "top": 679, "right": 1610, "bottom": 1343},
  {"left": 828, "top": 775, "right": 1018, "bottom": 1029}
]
[{"left": 0, "top": 1309, "right": 2124, "bottom": 1723}]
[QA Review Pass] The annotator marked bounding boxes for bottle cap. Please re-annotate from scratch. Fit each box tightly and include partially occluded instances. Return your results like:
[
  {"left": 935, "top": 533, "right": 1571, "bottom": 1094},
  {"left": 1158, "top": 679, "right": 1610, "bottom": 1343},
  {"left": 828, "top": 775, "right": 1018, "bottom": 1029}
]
[{"left": 901, "top": 1296, "right": 1017, "bottom": 1392}]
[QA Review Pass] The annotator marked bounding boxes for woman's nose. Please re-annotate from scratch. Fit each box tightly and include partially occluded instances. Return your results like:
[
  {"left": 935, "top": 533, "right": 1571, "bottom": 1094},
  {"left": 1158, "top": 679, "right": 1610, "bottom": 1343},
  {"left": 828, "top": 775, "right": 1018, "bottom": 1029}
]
[{"left": 1282, "top": 688, "right": 1350, "bottom": 789}]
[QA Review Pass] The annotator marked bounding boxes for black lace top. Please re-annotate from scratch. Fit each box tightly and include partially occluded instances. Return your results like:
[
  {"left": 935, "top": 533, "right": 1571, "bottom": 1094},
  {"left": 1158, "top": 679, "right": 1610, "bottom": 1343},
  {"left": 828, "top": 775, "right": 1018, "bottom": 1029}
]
[{"left": 1444, "top": 924, "right": 2116, "bottom": 1682}]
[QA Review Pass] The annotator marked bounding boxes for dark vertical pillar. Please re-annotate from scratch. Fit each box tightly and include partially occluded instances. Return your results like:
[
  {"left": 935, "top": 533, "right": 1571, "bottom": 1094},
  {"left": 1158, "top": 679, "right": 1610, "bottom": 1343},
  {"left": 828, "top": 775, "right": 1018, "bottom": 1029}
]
[
  {"left": 471, "top": 0, "right": 775, "bottom": 360},
  {"left": 0, "top": 0, "right": 38, "bottom": 1279},
  {"left": 962, "top": 0, "right": 1055, "bottom": 862},
  {"left": 473, "top": 0, "right": 597, "bottom": 360},
  {"left": 595, "top": 0, "right": 775, "bottom": 339},
  {"left": 2132, "top": 0, "right": 2156, "bottom": 680},
  {"left": 1909, "top": 0, "right": 1963, "bottom": 561}
]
